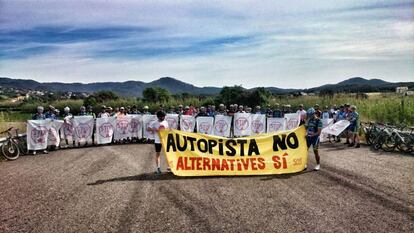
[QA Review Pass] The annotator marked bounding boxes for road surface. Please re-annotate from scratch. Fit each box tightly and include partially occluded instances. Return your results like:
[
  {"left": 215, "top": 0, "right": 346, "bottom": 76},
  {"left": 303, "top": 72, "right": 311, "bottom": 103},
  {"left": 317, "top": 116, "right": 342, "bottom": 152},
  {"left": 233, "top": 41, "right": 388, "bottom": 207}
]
[{"left": 0, "top": 143, "right": 413, "bottom": 232}]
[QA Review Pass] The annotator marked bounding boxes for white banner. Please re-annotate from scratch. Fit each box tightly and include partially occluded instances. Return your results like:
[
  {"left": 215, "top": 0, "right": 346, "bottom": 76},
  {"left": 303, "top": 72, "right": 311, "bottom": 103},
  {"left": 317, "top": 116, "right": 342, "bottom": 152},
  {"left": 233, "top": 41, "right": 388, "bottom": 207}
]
[
  {"left": 73, "top": 116, "right": 94, "bottom": 143},
  {"left": 321, "top": 120, "right": 350, "bottom": 137},
  {"left": 251, "top": 114, "right": 266, "bottom": 135},
  {"left": 266, "top": 118, "right": 286, "bottom": 133},
  {"left": 180, "top": 115, "right": 196, "bottom": 132},
  {"left": 196, "top": 116, "right": 214, "bottom": 135},
  {"left": 129, "top": 115, "right": 143, "bottom": 138},
  {"left": 166, "top": 114, "right": 179, "bottom": 130},
  {"left": 48, "top": 120, "right": 64, "bottom": 147},
  {"left": 27, "top": 120, "right": 52, "bottom": 150},
  {"left": 114, "top": 116, "right": 131, "bottom": 141},
  {"left": 96, "top": 117, "right": 116, "bottom": 144},
  {"left": 213, "top": 115, "right": 232, "bottom": 137},
  {"left": 284, "top": 113, "right": 300, "bottom": 130},
  {"left": 143, "top": 115, "right": 158, "bottom": 139},
  {"left": 234, "top": 113, "right": 251, "bottom": 136},
  {"left": 322, "top": 118, "right": 334, "bottom": 128},
  {"left": 61, "top": 116, "right": 74, "bottom": 141}
]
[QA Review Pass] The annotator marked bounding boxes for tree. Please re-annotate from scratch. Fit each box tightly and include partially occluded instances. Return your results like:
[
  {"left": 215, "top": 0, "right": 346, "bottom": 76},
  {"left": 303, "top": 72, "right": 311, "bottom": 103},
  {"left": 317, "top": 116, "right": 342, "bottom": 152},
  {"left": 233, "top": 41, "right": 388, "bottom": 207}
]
[
  {"left": 143, "top": 87, "right": 171, "bottom": 103},
  {"left": 84, "top": 90, "right": 119, "bottom": 106},
  {"left": 215, "top": 86, "right": 245, "bottom": 106}
]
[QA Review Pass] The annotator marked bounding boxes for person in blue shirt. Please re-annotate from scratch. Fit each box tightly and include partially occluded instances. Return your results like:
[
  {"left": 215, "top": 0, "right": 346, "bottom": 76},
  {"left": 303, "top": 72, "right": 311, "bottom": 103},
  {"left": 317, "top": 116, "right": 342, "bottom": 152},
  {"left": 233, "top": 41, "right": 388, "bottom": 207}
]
[
  {"left": 45, "top": 105, "right": 57, "bottom": 120},
  {"left": 305, "top": 108, "right": 322, "bottom": 171},
  {"left": 347, "top": 105, "right": 360, "bottom": 148},
  {"left": 32, "top": 106, "right": 46, "bottom": 120}
]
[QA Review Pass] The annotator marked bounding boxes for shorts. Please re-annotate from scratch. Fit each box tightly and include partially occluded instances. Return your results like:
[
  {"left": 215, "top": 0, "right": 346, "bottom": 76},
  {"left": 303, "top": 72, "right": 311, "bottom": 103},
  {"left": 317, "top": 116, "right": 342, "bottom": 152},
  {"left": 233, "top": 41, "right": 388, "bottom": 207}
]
[
  {"left": 348, "top": 124, "right": 358, "bottom": 133},
  {"left": 154, "top": 143, "right": 162, "bottom": 153},
  {"left": 307, "top": 136, "right": 320, "bottom": 150}
]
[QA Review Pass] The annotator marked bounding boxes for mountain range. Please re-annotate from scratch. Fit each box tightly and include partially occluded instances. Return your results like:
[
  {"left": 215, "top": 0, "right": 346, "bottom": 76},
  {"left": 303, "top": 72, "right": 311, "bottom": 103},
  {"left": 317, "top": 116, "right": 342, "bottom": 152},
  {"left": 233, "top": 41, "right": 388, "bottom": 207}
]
[{"left": 0, "top": 76, "right": 412, "bottom": 97}]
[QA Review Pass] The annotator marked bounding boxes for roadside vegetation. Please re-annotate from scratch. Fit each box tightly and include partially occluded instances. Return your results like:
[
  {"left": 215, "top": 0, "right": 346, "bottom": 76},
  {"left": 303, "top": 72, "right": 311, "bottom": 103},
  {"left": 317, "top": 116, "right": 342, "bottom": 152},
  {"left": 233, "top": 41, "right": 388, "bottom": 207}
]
[{"left": 0, "top": 87, "right": 413, "bottom": 126}]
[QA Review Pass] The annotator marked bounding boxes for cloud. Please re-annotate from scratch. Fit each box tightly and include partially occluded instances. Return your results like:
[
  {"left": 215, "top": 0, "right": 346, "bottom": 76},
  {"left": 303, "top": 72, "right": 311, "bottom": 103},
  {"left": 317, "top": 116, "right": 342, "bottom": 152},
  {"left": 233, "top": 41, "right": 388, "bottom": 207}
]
[{"left": 0, "top": 0, "right": 413, "bottom": 87}]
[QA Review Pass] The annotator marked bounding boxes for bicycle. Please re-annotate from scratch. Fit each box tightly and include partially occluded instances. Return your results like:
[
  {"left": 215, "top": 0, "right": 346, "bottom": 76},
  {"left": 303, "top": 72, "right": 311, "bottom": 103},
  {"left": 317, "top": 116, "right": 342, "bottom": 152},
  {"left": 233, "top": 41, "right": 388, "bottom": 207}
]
[{"left": 0, "top": 127, "right": 28, "bottom": 160}]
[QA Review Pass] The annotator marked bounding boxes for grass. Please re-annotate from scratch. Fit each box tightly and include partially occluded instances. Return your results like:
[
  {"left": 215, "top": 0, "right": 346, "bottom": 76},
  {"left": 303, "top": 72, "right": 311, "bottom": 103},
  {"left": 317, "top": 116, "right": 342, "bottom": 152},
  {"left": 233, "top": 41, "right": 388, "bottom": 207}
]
[{"left": 2, "top": 93, "right": 413, "bottom": 126}]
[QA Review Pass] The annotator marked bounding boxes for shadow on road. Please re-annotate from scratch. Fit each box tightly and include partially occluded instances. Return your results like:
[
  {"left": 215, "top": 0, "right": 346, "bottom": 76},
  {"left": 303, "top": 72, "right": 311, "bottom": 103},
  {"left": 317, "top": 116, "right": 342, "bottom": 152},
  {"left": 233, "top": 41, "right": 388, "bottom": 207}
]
[{"left": 87, "top": 170, "right": 313, "bottom": 186}]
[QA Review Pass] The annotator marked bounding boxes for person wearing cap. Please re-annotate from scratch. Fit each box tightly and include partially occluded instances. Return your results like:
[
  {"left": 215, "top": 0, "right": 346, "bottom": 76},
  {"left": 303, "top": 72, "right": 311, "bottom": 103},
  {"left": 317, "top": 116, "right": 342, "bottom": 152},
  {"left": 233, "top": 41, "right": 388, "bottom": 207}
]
[
  {"left": 177, "top": 105, "right": 184, "bottom": 116},
  {"left": 216, "top": 104, "right": 227, "bottom": 115},
  {"left": 347, "top": 105, "right": 360, "bottom": 148},
  {"left": 314, "top": 104, "right": 322, "bottom": 118},
  {"left": 227, "top": 104, "right": 235, "bottom": 117},
  {"left": 305, "top": 108, "right": 322, "bottom": 171},
  {"left": 183, "top": 106, "right": 192, "bottom": 115},
  {"left": 98, "top": 105, "right": 110, "bottom": 118},
  {"left": 254, "top": 106, "right": 262, "bottom": 114},
  {"left": 117, "top": 107, "right": 126, "bottom": 117},
  {"left": 273, "top": 103, "right": 283, "bottom": 118},
  {"left": 296, "top": 104, "right": 307, "bottom": 125},
  {"left": 147, "top": 110, "right": 169, "bottom": 174},
  {"left": 196, "top": 106, "right": 209, "bottom": 117},
  {"left": 78, "top": 106, "right": 87, "bottom": 116},
  {"left": 237, "top": 105, "right": 245, "bottom": 113},
  {"left": 45, "top": 105, "right": 57, "bottom": 120},
  {"left": 142, "top": 106, "right": 150, "bottom": 115}
]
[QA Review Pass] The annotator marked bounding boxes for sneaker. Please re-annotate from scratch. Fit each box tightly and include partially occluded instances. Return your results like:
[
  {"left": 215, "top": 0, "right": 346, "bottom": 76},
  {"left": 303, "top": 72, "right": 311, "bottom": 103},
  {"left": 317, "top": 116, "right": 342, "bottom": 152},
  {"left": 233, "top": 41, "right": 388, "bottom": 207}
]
[
  {"left": 302, "top": 165, "right": 307, "bottom": 171},
  {"left": 43, "top": 150, "right": 49, "bottom": 154},
  {"left": 314, "top": 164, "right": 320, "bottom": 171},
  {"left": 355, "top": 144, "right": 360, "bottom": 148},
  {"left": 32, "top": 151, "right": 37, "bottom": 156},
  {"left": 166, "top": 167, "right": 171, "bottom": 172},
  {"left": 348, "top": 143, "right": 355, "bottom": 147}
]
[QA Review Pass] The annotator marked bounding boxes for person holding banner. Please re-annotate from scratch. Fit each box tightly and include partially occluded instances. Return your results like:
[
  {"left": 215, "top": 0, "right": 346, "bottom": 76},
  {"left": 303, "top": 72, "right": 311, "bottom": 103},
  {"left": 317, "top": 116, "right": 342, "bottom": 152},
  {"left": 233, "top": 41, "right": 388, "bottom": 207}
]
[
  {"left": 147, "top": 111, "right": 169, "bottom": 174},
  {"left": 347, "top": 105, "right": 360, "bottom": 148},
  {"left": 305, "top": 108, "right": 322, "bottom": 171},
  {"left": 30, "top": 106, "right": 49, "bottom": 155}
]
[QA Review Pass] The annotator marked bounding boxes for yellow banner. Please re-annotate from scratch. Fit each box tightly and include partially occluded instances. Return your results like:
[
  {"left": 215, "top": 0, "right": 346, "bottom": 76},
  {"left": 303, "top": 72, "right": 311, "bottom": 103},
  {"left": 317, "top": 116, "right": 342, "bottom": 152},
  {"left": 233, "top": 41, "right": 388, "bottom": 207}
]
[{"left": 159, "top": 126, "right": 308, "bottom": 176}]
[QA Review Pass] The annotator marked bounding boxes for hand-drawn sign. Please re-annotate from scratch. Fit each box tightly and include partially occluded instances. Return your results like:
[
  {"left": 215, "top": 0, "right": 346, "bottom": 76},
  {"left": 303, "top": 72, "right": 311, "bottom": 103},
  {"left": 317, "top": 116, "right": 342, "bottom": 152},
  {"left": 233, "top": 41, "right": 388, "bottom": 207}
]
[
  {"left": 99, "top": 122, "right": 113, "bottom": 138},
  {"left": 75, "top": 123, "right": 92, "bottom": 139},
  {"left": 286, "top": 119, "right": 299, "bottom": 130},
  {"left": 63, "top": 123, "right": 73, "bottom": 136},
  {"left": 251, "top": 120, "right": 264, "bottom": 133},
  {"left": 145, "top": 120, "right": 156, "bottom": 136},
  {"left": 166, "top": 117, "right": 177, "bottom": 129},
  {"left": 235, "top": 117, "right": 249, "bottom": 130},
  {"left": 269, "top": 121, "right": 282, "bottom": 132},
  {"left": 199, "top": 122, "right": 211, "bottom": 134},
  {"left": 214, "top": 120, "right": 229, "bottom": 134},
  {"left": 31, "top": 126, "right": 48, "bottom": 144},
  {"left": 129, "top": 118, "right": 141, "bottom": 133},
  {"left": 116, "top": 118, "right": 129, "bottom": 135},
  {"left": 48, "top": 128, "right": 58, "bottom": 142},
  {"left": 182, "top": 119, "right": 193, "bottom": 131}
]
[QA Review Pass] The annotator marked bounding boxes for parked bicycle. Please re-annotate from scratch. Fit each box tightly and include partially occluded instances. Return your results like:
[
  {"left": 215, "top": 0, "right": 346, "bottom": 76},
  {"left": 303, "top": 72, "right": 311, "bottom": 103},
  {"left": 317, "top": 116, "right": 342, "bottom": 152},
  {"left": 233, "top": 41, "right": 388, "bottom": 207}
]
[
  {"left": 361, "top": 122, "right": 413, "bottom": 154},
  {"left": 0, "top": 127, "right": 28, "bottom": 160}
]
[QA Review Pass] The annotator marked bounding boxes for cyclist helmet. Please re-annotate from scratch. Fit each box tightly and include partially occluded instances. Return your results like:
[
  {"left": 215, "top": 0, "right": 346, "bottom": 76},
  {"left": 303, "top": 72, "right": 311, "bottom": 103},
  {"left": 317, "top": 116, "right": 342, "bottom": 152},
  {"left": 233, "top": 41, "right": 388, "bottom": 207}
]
[{"left": 307, "top": 108, "right": 315, "bottom": 116}]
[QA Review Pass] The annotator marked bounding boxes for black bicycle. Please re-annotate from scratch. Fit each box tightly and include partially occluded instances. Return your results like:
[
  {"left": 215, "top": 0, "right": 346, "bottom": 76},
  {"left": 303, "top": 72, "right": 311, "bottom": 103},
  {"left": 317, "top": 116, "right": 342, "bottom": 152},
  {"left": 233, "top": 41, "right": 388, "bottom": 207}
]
[{"left": 0, "top": 127, "right": 28, "bottom": 160}]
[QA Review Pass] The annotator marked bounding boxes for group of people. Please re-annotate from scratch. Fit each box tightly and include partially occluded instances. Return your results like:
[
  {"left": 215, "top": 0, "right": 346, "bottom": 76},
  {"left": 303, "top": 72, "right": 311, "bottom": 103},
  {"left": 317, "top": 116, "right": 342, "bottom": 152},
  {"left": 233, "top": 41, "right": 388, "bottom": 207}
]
[{"left": 31, "top": 102, "right": 360, "bottom": 173}]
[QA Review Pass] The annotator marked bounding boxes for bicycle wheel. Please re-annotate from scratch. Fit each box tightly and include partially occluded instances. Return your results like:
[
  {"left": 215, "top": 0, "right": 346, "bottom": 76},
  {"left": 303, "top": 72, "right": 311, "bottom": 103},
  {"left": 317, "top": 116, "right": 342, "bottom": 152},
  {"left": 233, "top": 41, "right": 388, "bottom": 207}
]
[
  {"left": 382, "top": 136, "right": 396, "bottom": 152},
  {"left": 1, "top": 141, "right": 20, "bottom": 160}
]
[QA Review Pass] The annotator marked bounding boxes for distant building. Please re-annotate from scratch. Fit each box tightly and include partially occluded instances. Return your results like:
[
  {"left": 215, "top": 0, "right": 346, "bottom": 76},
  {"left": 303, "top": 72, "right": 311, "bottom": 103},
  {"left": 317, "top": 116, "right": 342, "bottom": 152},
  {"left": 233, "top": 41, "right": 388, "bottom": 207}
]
[{"left": 396, "top": 86, "right": 408, "bottom": 94}]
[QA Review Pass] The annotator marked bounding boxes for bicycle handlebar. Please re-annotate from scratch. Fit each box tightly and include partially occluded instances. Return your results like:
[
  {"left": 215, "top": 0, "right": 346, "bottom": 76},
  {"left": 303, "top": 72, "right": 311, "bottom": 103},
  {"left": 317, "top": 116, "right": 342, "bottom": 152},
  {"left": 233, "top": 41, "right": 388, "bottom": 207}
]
[{"left": 0, "top": 127, "right": 13, "bottom": 134}]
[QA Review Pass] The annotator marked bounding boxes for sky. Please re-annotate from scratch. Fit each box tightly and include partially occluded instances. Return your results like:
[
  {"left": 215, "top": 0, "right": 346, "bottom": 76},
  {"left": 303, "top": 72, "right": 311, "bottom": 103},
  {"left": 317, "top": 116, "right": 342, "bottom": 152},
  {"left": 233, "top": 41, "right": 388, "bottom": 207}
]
[{"left": 0, "top": 0, "right": 413, "bottom": 88}]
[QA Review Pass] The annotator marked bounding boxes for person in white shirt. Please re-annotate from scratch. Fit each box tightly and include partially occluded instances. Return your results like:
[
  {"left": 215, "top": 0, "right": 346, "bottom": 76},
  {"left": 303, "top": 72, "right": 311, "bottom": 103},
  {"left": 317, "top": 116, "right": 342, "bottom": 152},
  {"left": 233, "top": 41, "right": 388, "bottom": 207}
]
[
  {"left": 147, "top": 111, "right": 169, "bottom": 174},
  {"left": 296, "top": 104, "right": 307, "bottom": 125}
]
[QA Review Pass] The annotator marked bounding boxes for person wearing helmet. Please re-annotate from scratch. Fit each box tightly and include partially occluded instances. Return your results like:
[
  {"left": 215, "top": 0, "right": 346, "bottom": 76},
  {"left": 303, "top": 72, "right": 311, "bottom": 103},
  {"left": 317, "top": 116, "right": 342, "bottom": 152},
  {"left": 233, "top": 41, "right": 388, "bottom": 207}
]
[
  {"left": 147, "top": 110, "right": 169, "bottom": 174},
  {"left": 32, "top": 106, "right": 46, "bottom": 120},
  {"left": 347, "top": 105, "right": 360, "bottom": 148},
  {"left": 305, "top": 108, "right": 322, "bottom": 171}
]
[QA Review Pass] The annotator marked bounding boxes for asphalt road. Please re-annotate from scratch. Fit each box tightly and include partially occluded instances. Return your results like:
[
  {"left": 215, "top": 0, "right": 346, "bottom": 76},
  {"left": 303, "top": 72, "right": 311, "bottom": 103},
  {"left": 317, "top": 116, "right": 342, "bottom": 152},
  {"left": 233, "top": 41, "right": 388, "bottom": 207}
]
[{"left": 0, "top": 143, "right": 413, "bottom": 233}]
